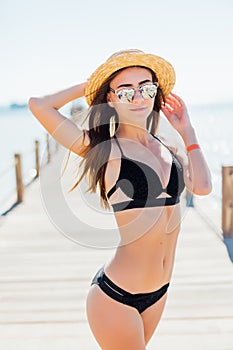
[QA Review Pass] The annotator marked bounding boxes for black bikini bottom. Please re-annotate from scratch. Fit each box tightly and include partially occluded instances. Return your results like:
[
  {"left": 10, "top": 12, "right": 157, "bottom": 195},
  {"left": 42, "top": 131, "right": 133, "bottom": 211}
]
[{"left": 91, "top": 266, "right": 169, "bottom": 314}]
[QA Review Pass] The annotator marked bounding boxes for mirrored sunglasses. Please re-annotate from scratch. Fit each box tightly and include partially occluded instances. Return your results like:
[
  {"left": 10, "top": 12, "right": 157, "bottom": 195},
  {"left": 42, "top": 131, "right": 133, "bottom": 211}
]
[{"left": 109, "top": 82, "right": 159, "bottom": 103}]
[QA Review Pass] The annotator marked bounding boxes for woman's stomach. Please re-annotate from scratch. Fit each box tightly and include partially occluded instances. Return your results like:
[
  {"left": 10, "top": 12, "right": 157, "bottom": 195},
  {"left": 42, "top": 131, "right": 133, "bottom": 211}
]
[
  {"left": 115, "top": 203, "right": 181, "bottom": 245},
  {"left": 104, "top": 204, "right": 181, "bottom": 292}
]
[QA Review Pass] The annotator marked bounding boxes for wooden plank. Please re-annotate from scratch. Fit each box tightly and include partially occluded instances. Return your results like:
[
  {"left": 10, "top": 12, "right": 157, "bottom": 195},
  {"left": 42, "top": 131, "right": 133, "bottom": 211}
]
[{"left": 0, "top": 150, "right": 232, "bottom": 350}]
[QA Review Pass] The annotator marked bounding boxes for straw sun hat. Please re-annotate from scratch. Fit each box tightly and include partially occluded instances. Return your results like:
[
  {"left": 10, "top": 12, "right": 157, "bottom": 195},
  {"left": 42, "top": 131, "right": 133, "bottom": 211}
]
[{"left": 85, "top": 49, "right": 176, "bottom": 106}]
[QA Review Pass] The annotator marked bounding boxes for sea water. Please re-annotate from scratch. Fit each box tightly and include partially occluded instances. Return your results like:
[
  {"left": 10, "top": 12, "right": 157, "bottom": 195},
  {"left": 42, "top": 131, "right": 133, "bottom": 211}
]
[{"left": 0, "top": 104, "right": 70, "bottom": 213}]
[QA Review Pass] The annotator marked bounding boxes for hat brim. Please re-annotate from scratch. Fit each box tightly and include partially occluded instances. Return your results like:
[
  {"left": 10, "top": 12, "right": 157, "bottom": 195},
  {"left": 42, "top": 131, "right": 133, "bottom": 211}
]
[{"left": 85, "top": 53, "right": 175, "bottom": 106}]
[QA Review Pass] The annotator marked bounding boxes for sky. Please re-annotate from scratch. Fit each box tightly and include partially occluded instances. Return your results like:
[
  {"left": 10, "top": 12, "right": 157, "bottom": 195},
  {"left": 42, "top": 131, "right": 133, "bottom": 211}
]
[{"left": 1, "top": 0, "right": 233, "bottom": 105}]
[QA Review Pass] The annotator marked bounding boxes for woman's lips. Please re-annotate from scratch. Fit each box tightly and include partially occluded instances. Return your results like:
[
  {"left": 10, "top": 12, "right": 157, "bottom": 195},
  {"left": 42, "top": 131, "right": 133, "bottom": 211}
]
[{"left": 129, "top": 107, "right": 147, "bottom": 111}]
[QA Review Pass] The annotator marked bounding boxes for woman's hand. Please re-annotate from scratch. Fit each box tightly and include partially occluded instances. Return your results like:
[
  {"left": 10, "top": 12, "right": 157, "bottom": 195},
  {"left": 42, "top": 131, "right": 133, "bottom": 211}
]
[{"left": 161, "top": 92, "right": 193, "bottom": 136}]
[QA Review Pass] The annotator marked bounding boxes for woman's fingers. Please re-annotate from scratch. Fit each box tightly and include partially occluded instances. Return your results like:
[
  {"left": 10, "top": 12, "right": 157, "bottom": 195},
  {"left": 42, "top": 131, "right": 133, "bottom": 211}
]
[
  {"left": 162, "top": 93, "right": 186, "bottom": 118},
  {"left": 166, "top": 96, "right": 181, "bottom": 109},
  {"left": 169, "top": 92, "right": 185, "bottom": 106},
  {"left": 165, "top": 99, "right": 178, "bottom": 110},
  {"left": 162, "top": 103, "right": 173, "bottom": 113}
]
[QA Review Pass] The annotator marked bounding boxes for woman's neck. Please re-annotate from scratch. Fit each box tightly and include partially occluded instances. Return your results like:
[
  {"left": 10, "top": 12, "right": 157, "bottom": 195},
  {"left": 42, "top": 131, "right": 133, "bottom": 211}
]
[{"left": 115, "top": 123, "right": 153, "bottom": 146}]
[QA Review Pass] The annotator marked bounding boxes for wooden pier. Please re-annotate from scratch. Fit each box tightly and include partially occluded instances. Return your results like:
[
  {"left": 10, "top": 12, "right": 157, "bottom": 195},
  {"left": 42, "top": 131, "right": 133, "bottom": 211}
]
[{"left": 0, "top": 148, "right": 232, "bottom": 350}]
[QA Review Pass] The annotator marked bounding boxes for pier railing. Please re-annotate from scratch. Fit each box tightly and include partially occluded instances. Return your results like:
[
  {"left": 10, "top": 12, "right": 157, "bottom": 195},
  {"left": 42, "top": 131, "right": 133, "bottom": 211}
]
[
  {"left": 0, "top": 134, "right": 59, "bottom": 216},
  {"left": 222, "top": 166, "right": 233, "bottom": 237}
]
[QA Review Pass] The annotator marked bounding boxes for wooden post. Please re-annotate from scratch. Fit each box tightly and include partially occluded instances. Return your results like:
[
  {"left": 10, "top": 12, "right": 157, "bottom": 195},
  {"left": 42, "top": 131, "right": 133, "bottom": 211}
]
[
  {"left": 35, "top": 140, "right": 40, "bottom": 177},
  {"left": 222, "top": 166, "right": 233, "bottom": 237},
  {"left": 14, "top": 153, "right": 24, "bottom": 203},
  {"left": 46, "top": 134, "right": 51, "bottom": 163}
]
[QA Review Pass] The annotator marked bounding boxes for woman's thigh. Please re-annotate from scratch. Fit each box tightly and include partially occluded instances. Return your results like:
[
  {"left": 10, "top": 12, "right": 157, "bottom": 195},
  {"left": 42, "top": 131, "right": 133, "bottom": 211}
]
[
  {"left": 141, "top": 293, "right": 168, "bottom": 345},
  {"left": 86, "top": 285, "right": 146, "bottom": 350}
]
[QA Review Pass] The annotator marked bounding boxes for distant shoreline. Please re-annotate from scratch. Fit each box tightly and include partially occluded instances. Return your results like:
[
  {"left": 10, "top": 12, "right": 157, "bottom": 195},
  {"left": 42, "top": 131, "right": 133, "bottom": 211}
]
[
  {"left": 1, "top": 101, "right": 233, "bottom": 110},
  {"left": 9, "top": 103, "right": 28, "bottom": 109}
]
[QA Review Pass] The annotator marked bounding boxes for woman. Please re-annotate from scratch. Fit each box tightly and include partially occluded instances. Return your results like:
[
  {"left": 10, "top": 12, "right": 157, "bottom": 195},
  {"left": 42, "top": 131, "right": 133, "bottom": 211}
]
[{"left": 29, "top": 49, "right": 212, "bottom": 349}]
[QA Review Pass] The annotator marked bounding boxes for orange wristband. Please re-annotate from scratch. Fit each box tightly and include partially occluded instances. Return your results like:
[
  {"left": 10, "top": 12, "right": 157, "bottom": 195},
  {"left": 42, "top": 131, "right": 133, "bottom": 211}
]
[{"left": 186, "top": 143, "right": 200, "bottom": 152}]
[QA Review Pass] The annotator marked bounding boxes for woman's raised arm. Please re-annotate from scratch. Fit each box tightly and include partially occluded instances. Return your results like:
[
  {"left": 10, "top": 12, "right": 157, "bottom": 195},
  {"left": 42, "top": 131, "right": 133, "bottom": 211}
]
[
  {"left": 28, "top": 82, "right": 90, "bottom": 157},
  {"left": 161, "top": 92, "right": 212, "bottom": 195}
]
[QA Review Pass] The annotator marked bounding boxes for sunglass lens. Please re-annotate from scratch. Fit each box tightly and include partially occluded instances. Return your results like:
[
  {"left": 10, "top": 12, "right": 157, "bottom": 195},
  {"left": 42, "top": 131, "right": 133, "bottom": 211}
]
[
  {"left": 118, "top": 89, "right": 135, "bottom": 103},
  {"left": 141, "top": 84, "right": 157, "bottom": 99}
]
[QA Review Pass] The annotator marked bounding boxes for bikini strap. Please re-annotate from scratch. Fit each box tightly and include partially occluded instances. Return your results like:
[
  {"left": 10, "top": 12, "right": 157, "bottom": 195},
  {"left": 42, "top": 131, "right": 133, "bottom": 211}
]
[
  {"left": 151, "top": 134, "right": 174, "bottom": 157},
  {"left": 113, "top": 135, "right": 124, "bottom": 157},
  {"left": 107, "top": 135, "right": 124, "bottom": 199}
]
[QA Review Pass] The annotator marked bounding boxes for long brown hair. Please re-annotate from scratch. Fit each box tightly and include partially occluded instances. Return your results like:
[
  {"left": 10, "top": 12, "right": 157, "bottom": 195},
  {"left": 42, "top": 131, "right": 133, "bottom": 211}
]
[{"left": 67, "top": 67, "right": 165, "bottom": 208}]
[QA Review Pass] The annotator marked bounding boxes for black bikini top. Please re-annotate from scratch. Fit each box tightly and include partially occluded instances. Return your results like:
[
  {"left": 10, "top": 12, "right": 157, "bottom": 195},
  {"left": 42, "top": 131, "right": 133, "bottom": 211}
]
[{"left": 107, "top": 134, "right": 185, "bottom": 212}]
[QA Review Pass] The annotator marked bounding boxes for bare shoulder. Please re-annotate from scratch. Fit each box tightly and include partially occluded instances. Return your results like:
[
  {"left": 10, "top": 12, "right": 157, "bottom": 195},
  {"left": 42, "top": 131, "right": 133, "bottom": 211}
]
[{"left": 158, "top": 135, "right": 179, "bottom": 154}]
